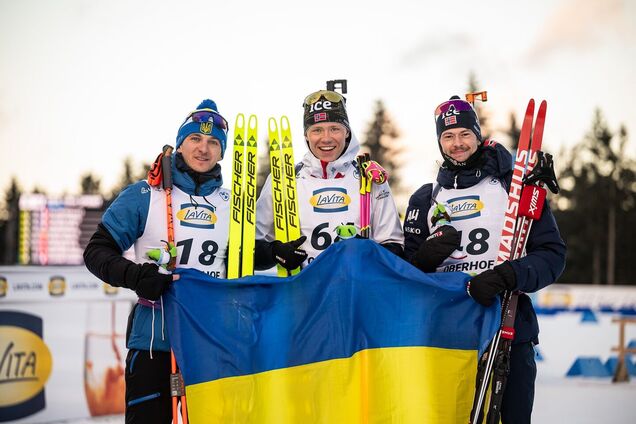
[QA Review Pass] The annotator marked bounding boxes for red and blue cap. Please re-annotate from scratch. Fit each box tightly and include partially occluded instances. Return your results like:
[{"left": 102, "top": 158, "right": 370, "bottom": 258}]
[{"left": 434, "top": 95, "right": 482, "bottom": 142}]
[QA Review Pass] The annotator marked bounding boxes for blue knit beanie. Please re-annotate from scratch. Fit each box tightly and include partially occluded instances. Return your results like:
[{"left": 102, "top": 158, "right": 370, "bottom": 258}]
[{"left": 176, "top": 99, "right": 228, "bottom": 157}]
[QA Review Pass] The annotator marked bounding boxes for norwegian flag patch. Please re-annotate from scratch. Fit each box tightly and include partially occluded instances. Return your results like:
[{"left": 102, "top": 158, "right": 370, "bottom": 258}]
[
  {"left": 314, "top": 112, "right": 327, "bottom": 122},
  {"left": 444, "top": 115, "right": 457, "bottom": 126}
]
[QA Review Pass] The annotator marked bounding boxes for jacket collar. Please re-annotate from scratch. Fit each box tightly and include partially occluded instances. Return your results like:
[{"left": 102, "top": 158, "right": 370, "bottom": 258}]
[
  {"left": 436, "top": 141, "right": 512, "bottom": 189},
  {"left": 298, "top": 132, "right": 361, "bottom": 179},
  {"left": 172, "top": 153, "right": 223, "bottom": 196}
]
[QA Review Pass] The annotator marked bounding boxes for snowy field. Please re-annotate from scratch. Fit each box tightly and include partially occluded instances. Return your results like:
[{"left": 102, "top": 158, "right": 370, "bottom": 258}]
[{"left": 532, "top": 311, "right": 636, "bottom": 424}]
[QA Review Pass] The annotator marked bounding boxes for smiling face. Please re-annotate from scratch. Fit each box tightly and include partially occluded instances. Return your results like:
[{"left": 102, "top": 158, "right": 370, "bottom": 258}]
[
  {"left": 177, "top": 133, "right": 222, "bottom": 173},
  {"left": 305, "top": 122, "right": 350, "bottom": 162},
  {"left": 439, "top": 127, "right": 480, "bottom": 164}
]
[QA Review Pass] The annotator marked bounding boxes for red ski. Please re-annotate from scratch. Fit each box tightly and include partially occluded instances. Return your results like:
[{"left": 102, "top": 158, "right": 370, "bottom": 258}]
[{"left": 470, "top": 99, "right": 555, "bottom": 424}]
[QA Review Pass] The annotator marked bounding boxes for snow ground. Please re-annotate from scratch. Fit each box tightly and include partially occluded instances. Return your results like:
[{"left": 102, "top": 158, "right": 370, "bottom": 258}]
[
  {"left": 532, "top": 311, "right": 636, "bottom": 423},
  {"left": 534, "top": 377, "right": 636, "bottom": 423}
]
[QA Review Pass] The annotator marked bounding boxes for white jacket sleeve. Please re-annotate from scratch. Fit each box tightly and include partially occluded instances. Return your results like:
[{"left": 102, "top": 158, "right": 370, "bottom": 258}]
[
  {"left": 369, "top": 181, "right": 404, "bottom": 246},
  {"left": 255, "top": 174, "right": 276, "bottom": 243}
]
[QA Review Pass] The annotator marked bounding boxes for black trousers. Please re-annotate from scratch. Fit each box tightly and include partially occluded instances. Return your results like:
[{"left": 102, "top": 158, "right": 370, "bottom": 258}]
[
  {"left": 124, "top": 349, "right": 174, "bottom": 424},
  {"left": 501, "top": 341, "right": 537, "bottom": 424}
]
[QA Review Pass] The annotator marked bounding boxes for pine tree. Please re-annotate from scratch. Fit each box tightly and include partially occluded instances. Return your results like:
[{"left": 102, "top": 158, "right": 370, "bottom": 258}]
[
  {"left": 467, "top": 72, "right": 491, "bottom": 140},
  {"left": 80, "top": 172, "right": 102, "bottom": 195},
  {"left": 110, "top": 157, "right": 150, "bottom": 200},
  {"left": 361, "top": 100, "right": 404, "bottom": 206},
  {"left": 0, "top": 178, "right": 22, "bottom": 264},
  {"left": 505, "top": 112, "right": 521, "bottom": 151},
  {"left": 553, "top": 110, "right": 636, "bottom": 284}
]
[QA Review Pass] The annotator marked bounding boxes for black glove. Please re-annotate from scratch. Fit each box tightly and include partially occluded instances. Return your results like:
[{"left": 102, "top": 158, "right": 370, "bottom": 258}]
[
  {"left": 467, "top": 261, "right": 517, "bottom": 307},
  {"left": 133, "top": 263, "right": 173, "bottom": 301},
  {"left": 271, "top": 236, "right": 308, "bottom": 270},
  {"left": 411, "top": 225, "right": 460, "bottom": 273}
]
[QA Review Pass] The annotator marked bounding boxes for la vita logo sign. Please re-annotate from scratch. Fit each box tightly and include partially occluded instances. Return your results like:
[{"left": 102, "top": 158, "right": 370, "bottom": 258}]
[{"left": 0, "top": 311, "right": 53, "bottom": 421}]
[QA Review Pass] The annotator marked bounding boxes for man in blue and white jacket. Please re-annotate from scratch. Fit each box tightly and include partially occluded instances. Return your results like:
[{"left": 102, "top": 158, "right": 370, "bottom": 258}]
[
  {"left": 84, "top": 99, "right": 231, "bottom": 423},
  {"left": 403, "top": 95, "right": 566, "bottom": 424}
]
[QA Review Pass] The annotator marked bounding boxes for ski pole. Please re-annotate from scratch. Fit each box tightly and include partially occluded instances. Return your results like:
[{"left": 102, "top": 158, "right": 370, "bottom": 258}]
[
  {"left": 161, "top": 145, "right": 188, "bottom": 424},
  {"left": 363, "top": 153, "right": 371, "bottom": 238},
  {"left": 162, "top": 146, "right": 177, "bottom": 272},
  {"left": 470, "top": 99, "right": 538, "bottom": 423},
  {"left": 356, "top": 154, "right": 369, "bottom": 238}
]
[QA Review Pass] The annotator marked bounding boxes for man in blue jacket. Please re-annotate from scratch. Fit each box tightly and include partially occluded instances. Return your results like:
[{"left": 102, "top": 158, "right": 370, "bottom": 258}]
[
  {"left": 403, "top": 95, "right": 566, "bottom": 424},
  {"left": 84, "top": 99, "right": 231, "bottom": 423}
]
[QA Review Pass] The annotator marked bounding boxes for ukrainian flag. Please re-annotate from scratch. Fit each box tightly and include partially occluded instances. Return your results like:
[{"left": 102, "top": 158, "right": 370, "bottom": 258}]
[{"left": 164, "top": 239, "right": 499, "bottom": 423}]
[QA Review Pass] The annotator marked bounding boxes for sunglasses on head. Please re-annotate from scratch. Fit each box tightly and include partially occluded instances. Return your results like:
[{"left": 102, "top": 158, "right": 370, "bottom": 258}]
[
  {"left": 303, "top": 90, "right": 346, "bottom": 106},
  {"left": 434, "top": 99, "right": 474, "bottom": 121},
  {"left": 183, "top": 109, "right": 229, "bottom": 133}
]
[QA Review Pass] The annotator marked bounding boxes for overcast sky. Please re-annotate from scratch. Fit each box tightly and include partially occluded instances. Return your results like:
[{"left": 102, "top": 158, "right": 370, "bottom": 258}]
[{"left": 0, "top": 0, "right": 634, "bottom": 200}]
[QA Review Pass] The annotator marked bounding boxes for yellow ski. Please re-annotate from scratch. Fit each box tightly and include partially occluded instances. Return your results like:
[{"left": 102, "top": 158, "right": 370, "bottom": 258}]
[
  {"left": 241, "top": 115, "right": 258, "bottom": 276},
  {"left": 228, "top": 113, "right": 245, "bottom": 279},
  {"left": 279, "top": 116, "right": 302, "bottom": 275},
  {"left": 268, "top": 117, "right": 289, "bottom": 277}
]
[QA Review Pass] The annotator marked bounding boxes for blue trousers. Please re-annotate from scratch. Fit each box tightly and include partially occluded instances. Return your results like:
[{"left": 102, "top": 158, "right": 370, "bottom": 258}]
[{"left": 501, "top": 341, "right": 537, "bottom": 424}]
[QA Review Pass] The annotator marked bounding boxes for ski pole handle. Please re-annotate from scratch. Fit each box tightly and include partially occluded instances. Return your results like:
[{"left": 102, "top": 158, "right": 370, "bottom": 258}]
[
  {"left": 465, "top": 91, "right": 488, "bottom": 105},
  {"left": 161, "top": 145, "right": 176, "bottom": 271},
  {"left": 162, "top": 145, "right": 174, "bottom": 190},
  {"left": 362, "top": 160, "right": 388, "bottom": 185}
]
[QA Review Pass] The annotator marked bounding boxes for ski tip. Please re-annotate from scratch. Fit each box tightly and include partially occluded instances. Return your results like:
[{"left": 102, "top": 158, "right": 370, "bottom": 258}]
[
  {"left": 268, "top": 117, "right": 278, "bottom": 132},
  {"left": 234, "top": 113, "right": 245, "bottom": 128},
  {"left": 280, "top": 115, "right": 290, "bottom": 130},
  {"left": 523, "top": 99, "right": 535, "bottom": 117},
  {"left": 247, "top": 114, "right": 257, "bottom": 129}
]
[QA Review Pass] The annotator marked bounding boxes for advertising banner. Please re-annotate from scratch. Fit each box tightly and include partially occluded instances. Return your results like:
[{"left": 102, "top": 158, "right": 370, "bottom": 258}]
[{"left": 0, "top": 266, "right": 134, "bottom": 423}]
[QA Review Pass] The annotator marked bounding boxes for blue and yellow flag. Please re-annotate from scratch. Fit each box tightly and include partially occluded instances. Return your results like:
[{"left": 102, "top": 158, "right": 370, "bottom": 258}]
[{"left": 164, "top": 239, "right": 499, "bottom": 423}]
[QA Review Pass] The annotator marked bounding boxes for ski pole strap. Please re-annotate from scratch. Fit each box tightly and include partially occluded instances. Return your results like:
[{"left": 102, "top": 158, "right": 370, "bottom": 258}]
[
  {"left": 522, "top": 151, "right": 560, "bottom": 194},
  {"left": 147, "top": 151, "right": 164, "bottom": 187},
  {"left": 362, "top": 160, "right": 388, "bottom": 185}
]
